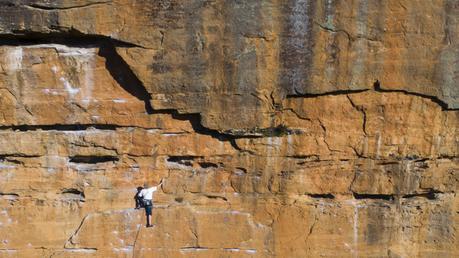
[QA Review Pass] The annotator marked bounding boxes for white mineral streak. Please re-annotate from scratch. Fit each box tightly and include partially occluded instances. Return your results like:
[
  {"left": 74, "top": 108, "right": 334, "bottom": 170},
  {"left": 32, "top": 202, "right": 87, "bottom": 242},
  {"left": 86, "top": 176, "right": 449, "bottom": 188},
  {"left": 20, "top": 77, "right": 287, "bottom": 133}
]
[
  {"left": 28, "top": 45, "right": 96, "bottom": 103},
  {"left": 344, "top": 199, "right": 362, "bottom": 258},
  {"left": 60, "top": 77, "right": 80, "bottom": 98},
  {"left": 81, "top": 49, "right": 96, "bottom": 107},
  {"left": 113, "top": 98, "right": 127, "bottom": 103},
  {"left": 4, "top": 47, "right": 23, "bottom": 74}
]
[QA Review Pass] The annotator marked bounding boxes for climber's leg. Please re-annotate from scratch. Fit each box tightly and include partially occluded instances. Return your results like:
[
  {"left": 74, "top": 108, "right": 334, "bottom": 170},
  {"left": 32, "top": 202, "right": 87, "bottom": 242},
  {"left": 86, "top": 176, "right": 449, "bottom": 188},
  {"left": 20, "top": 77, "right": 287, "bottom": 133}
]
[{"left": 145, "top": 205, "right": 153, "bottom": 227}]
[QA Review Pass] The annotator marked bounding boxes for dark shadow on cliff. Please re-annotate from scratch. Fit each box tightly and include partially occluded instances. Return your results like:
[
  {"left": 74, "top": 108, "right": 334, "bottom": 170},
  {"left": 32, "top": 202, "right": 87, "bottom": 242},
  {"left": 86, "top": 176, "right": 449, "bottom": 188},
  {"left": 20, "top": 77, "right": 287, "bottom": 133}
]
[
  {"left": 0, "top": 30, "right": 308, "bottom": 141},
  {"left": 0, "top": 30, "right": 155, "bottom": 113},
  {"left": 0, "top": 31, "right": 239, "bottom": 140},
  {"left": 151, "top": 109, "right": 235, "bottom": 141},
  {"left": 0, "top": 28, "right": 141, "bottom": 47},
  {"left": 98, "top": 43, "right": 154, "bottom": 114}
]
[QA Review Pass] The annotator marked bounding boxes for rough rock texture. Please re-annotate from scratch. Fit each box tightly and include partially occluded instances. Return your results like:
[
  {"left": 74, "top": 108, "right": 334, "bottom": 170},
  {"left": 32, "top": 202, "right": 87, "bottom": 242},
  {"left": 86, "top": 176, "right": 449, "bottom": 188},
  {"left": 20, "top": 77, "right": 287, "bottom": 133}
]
[{"left": 0, "top": 0, "right": 457, "bottom": 257}]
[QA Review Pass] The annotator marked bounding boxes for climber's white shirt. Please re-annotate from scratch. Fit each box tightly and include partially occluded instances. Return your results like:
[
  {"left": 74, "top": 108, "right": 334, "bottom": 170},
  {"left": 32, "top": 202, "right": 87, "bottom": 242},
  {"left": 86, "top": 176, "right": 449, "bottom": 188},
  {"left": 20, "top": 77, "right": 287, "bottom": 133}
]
[{"left": 139, "top": 186, "right": 158, "bottom": 200}]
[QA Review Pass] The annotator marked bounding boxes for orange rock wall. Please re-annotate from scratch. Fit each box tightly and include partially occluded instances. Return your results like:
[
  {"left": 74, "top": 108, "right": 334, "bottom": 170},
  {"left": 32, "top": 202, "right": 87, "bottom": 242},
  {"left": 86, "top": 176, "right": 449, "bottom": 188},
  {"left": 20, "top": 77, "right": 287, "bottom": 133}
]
[{"left": 0, "top": 1, "right": 457, "bottom": 257}]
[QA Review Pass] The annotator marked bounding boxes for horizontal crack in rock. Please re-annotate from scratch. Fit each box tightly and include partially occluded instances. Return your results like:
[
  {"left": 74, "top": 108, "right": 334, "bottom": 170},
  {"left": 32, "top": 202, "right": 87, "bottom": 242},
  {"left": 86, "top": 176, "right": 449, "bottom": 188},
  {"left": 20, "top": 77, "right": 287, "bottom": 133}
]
[
  {"left": 307, "top": 193, "right": 335, "bottom": 199},
  {"left": 286, "top": 81, "right": 458, "bottom": 111},
  {"left": 353, "top": 193, "right": 394, "bottom": 201},
  {"left": 69, "top": 155, "right": 119, "bottom": 164},
  {"left": 373, "top": 80, "right": 457, "bottom": 111},
  {"left": 0, "top": 29, "right": 142, "bottom": 48},
  {"left": 22, "top": 1, "right": 112, "bottom": 11},
  {"left": 287, "top": 89, "right": 369, "bottom": 98}
]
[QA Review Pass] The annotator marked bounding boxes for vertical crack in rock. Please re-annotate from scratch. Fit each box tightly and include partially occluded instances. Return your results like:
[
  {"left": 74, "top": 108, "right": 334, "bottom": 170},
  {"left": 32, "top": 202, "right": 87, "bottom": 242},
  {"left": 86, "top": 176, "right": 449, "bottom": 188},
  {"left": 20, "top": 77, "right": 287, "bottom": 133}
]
[
  {"left": 305, "top": 214, "right": 318, "bottom": 249},
  {"left": 131, "top": 225, "right": 142, "bottom": 258},
  {"left": 64, "top": 214, "right": 89, "bottom": 248},
  {"left": 318, "top": 118, "right": 338, "bottom": 153},
  {"left": 159, "top": 30, "right": 165, "bottom": 46},
  {"left": 190, "top": 214, "right": 200, "bottom": 248},
  {"left": 346, "top": 95, "right": 367, "bottom": 136},
  {"left": 350, "top": 145, "right": 365, "bottom": 158}
]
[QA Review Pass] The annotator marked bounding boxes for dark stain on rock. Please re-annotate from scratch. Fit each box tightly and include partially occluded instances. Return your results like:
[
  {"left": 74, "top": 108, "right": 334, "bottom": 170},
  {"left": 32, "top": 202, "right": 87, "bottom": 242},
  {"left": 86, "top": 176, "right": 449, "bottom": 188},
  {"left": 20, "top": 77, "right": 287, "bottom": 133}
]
[
  {"left": 0, "top": 1, "right": 61, "bottom": 33},
  {"left": 433, "top": 10, "right": 459, "bottom": 111},
  {"left": 148, "top": 63, "right": 173, "bottom": 74},
  {"left": 145, "top": 0, "right": 183, "bottom": 30},
  {"left": 184, "top": 1, "right": 208, "bottom": 90},
  {"left": 427, "top": 208, "right": 454, "bottom": 244},
  {"left": 442, "top": 0, "right": 459, "bottom": 45},
  {"left": 279, "top": 0, "right": 317, "bottom": 95},
  {"left": 365, "top": 204, "right": 392, "bottom": 245}
]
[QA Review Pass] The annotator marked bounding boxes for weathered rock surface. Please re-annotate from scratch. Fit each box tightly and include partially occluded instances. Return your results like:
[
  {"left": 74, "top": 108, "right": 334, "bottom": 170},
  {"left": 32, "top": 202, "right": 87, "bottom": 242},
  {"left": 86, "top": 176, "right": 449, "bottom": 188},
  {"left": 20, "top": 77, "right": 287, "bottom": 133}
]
[{"left": 0, "top": 0, "right": 457, "bottom": 257}]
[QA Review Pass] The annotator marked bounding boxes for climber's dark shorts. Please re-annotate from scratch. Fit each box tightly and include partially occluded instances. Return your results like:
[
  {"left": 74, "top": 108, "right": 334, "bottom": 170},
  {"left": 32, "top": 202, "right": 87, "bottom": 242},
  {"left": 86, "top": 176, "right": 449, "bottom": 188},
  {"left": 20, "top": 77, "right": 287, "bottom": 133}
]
[{"left": 145, "top": 205, "right": 152, "bottom": 216}]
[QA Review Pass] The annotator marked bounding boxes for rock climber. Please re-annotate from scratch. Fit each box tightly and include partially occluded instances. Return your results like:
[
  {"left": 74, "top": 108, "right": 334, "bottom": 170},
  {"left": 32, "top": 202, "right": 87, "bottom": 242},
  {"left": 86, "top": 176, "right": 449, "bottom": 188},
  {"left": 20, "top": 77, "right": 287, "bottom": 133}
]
[
  {"left": 134, "top": 186, "right": 144, "bottom": 209},
  {"left": 138, "top": 179, "right": 163, "bottom": 227}
]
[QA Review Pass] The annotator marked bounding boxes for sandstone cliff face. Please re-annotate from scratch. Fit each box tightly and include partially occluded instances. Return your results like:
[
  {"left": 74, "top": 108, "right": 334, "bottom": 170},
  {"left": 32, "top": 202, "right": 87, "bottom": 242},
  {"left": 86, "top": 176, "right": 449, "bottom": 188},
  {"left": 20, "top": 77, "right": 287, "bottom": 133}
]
[{"left": 0, "top": 1, "right": 457, "bottom": 257}]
